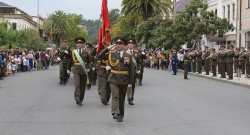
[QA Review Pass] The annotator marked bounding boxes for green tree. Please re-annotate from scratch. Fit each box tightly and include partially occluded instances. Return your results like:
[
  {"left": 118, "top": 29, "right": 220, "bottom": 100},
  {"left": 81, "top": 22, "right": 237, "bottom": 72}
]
[{"left": 121, "top": 0, "right": 173, "bottom": 21}]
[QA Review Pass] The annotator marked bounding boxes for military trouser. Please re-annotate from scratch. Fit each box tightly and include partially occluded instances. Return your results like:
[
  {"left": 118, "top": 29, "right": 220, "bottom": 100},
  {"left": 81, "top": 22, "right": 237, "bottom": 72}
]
[
  {"left": 218, "top": 62, "right": 221, "bottom": 74},
  {"left": 197, "top": 62, "right": 202, "bottom": 73},
  {"left": 127, "top": 76, "right": 137, "bottom": 101},
  {"left": 91, "top": 69, "right": 97, "bottom": 83},
  {"left": 246, "top": 65, "right": 250, "bottom": 75},
  {"left": 110, "top": 83, "right": 127, "bottom": 117},
  {"left": 74, "top": 74, "right": 87, "bottom": 103},
  {"left": 220, "top": 63, "right": 226, "bottom": 78},
  {"left": 184, "top": 62, "right": 189, "bottom": 79},
  {"left": 98, "top": 75, "right": 111, "bottom": 103},
  {"left": 60, "top": 62, "right": 68, "bottom": 79},
  {"left": 212, "top": 66, "right": 216, "bottom": 76},
  {"left": 87, "top": 70, "right": 93, "bottom": 88},
  {"left": 192, "top": 61, "right": 196, "bottom": 73},
  {"left": 138, "top": 67, "right": 144, "bottom": 83},
  {"left": 227, "top": 63, "right": 233, "bottom": 79},
  {"left": 241, "top": 61, "right": 246, "bottom": 74},
  {"left": 205, "top": 59, "right": 210, "bottom": 75}
]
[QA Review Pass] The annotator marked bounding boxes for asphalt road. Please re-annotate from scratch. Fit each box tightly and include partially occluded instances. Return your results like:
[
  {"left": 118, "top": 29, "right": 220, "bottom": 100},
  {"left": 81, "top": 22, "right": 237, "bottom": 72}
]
[{"left": 0, "top": 66, "right": 250, "bottom": 135}]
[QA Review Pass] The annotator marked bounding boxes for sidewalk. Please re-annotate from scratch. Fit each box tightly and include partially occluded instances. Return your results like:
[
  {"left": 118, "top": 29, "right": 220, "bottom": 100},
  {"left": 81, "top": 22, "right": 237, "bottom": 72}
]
[{"left": 178, "top": 69, "right": 250, "bottom": 88}]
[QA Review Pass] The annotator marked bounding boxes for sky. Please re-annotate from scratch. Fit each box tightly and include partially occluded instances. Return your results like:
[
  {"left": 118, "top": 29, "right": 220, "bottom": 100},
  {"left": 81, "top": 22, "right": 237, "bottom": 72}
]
[{"left": 1, "top": 0, "right": 123, "bottom": 19}]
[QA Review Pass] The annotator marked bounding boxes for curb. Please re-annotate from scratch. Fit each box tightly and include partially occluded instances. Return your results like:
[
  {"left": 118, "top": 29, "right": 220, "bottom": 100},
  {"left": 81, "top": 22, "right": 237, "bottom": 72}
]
[{"left": 177, "top": 70, "right": 250, "bottom": 89}]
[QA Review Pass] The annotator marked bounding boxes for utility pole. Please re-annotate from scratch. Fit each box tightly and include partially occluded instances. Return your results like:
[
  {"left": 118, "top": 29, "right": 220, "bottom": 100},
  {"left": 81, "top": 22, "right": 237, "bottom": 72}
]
[{"left": 37, "top": 0, "right": 39, "bottom": 31}]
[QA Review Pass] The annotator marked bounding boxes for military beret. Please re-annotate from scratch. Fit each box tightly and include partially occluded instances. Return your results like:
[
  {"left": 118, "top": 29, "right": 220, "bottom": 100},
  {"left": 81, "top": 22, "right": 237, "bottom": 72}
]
[
  {"left": 74, "top": 37, "right": 86, "bottom": 43},
  {"left": 113, "top": 36, "right": 127, "bottom": 45},
  {"left": 127, "top": 38, "right": 136, "bottom": 44},
  {"left": 85, "top": 42, "right": 92, "bottom": 48}
]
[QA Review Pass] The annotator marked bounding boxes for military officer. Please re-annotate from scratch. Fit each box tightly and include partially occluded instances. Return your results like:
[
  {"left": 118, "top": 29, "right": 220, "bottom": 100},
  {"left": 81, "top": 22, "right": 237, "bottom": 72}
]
[
  {"left": 183, "top": 49, "right": 191, "bottom": 79},
  {"left": 234, "top": 48, "right": 240, "bottom": 77},
  {"left": 218, "top": 45, "right": 227, "bottom": 78},
  {"left": 85, "top": 42, "right": 94, "bottom": 90},
  {"left": 172, "top": 46, "right": 178, "bottom": 75},
  {"left": 126, "top": 38, "right": 141, "bottom": 105},
  {"left": 71, "top": 37, "right": 90, "bottom": 106},
  {"left": 137, "top": 44, "right": 147, "bottom": 86},
  {"left": 190, "top": 48, "right": 197, "bottom": 73},
  {"left": 226, "top": 45, "right": 234, "bottom": 80},
  {"left": 91, "top": 42, "right": 98, "bottom": 85},
  {"left": 210, "top": 48, "right": 218, "bottom": 77},
  {"left": 98, "top": 36, "right": 134, "bottom": 122},
  {"left": 244, "top": 47, "right": 250, "bottom": 78},
  {"left": 55, "top": 40, "right": 71, "bottom": 85},
  {"left": 240, "top": 47, "right": 246, "bottom": 74},
  {"left": 204, "top": 46, "right": 210, "bottom": 75},
  {"left": 196, "top": 46, "right": 202, "bottom": 74}
]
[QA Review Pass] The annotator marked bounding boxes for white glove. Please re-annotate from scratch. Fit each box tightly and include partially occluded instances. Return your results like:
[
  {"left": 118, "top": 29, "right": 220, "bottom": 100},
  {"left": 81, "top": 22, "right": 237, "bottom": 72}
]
[
  {"left": 107, "top": 44, "right": 116, "bottom": 50},
  {"left": 67, "top": 70, "right": 71, "bottom": 73},
  {"left": 92, "top": 68, "right": 95, "bottom": 70},
  {"left": 87, "top": 69, "right": 90, "bottom": 72},
  {"left": 136, "top": 70, "right": 140, "bottom": 74},
  {"left": 64, "top": 50, "right": 68, "bottom": 54},
  {"left": 106, "top": 66, "right": 111, "bottom": 70},
  {"left": 127, "top": 84, "right": 132, "bottom": 88},
  {"left": 95, "top": 45, "right": 98, "bottom": 48},
  {"left": 57, "top": 57, "right": 61, "bottom": 61},
  {"left": 142, "top": 52, "right": 145, "bottom": 55}
]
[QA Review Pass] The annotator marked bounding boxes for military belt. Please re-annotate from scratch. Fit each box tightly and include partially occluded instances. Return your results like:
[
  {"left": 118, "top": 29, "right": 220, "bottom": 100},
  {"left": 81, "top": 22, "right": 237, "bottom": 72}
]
[
  {"left": 101, "top": 65, "right": 106, "bottom": 68},
  {"left": 97, "top": 60, "right": 101, "bottom": 63},
  {"left": 184, "top": 60, "right": 190, "bottom": 62},
  {"left": 111, "top": 70, "right": 128, "bottom": 75},
  {"left": 74, "top": 63, "right": 81, "bottom": 66}
]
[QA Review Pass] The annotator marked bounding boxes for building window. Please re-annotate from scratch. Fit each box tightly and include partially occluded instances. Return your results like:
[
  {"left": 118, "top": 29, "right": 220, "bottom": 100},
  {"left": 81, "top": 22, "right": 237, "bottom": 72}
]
[
  {"left": 232, "top": 4, "right": 235, "bottom": 20},
  {"left": 246, "top": 32, "right": 250, "bottom": 48},
  {"left": 247, "top": 0, "right": 250, "bottom": 8},
  {"left": 12, "top": 23, "right": 17, "bottom": 30},
  {"left": 227, "top": 5, "right": 230, "bottom": 21},
  {"left": 223, "top": 6, "right": 225, "bottom": 18}
]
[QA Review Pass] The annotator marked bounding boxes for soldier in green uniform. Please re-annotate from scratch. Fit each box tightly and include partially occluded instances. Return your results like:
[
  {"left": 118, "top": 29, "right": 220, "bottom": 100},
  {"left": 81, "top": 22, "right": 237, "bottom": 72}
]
[
  {"left": 234, "top": 48, "right": 240, "bottom": 77},
  {"left": 204, "top": 46, "right": 210, "bottom": 75},
  {"left": 190, "top": 48, "right": 197, "bottom": 73},
  {"left": 244, "top": 47, "right": 250, "bottom": 78},
  {"left": 172, "top": 46, "right": 178, "bottom": 75},
  {"left": 55, "top": 40, "right": 71, "bottom": 85},
  {"left": 91, "top": 42, "right": 98, "bottom": 85},
  {"left": 210, "top": 48, "right": 218, "bottom": 77},
  {"left": 71, "top": 37, "right": 90, "bottom": 106},
  {"left": 85, "top": 43, "right": 94, "bottom": 90},
  {"left": 137, "top": 44, "right": 147, "bottom": 86},
  {"left": 227, "top": 45, "right": 234, "bottom": 80},
  {"left": 184, "top": 49, "right": 191, "bottom": 79},
  {"left": 196, "top": 47, "right": 202, "bottom": 74},
  {"left": 240, "top": 47, "right": 246, "bottom": 74},
  {"left": 218, "top": 45, "right": 227, "bottom": 78},
  {"left": 98, "top": 36, "right": 134, "bottom": 122},
  {"left": 126, "top": 38, "right": 141, "bottom": 105}
]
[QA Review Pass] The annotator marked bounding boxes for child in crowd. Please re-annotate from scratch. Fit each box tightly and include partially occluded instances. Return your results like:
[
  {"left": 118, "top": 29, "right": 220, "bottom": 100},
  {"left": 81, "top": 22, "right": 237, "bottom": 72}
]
[{"left": 22, "top": 56, "right": 27, "bottom": 72}]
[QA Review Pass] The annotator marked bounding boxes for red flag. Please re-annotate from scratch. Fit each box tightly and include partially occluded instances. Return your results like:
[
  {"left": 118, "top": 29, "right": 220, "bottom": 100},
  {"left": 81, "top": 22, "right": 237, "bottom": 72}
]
[{"left": 97, "top": 0, "right": 111, "bottom": 55}]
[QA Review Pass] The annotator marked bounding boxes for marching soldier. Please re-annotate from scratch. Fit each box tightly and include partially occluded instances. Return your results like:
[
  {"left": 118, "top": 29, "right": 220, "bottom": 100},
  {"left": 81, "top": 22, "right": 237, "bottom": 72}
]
[
  {"left": 240, "top": 47, "right": 246, "bottom": 74},
  {"left": 244, "top": 47, "right": 250, "bottom": 78},
  {"left": 210, "top": 48, "right": 218, "bottom": 77},
  {"left": 190, "top": 48, "right": 197, "bottom": 73},
  {"left": 184, "top": 48, "right": 191, "bottom": 79},
  {"left": 234, "top": 48, "right": 240, "bottom": 77},
  {"left": 85, "top": 43, "right": 94, "bottom": 90},
  {"left": 126, "top": 38, "right": 141, "bottom": 105},
  {"left": 218, "top": 45, "right": 227, "bottom": 78},
  {"left": 71, "top": 37, "right": 90, "bottom": 106},
  {"left": 204, "top": 46, "right": 210, "bottom": 75},
  {"left": 55, "top": 40, "right": 71, "bottom": 85},
  {"left": 172, "top": 46, "right": 178, "bottom": 75},
  {"left": 227, "top": 45, "right": 234, "bottom": 80},
  {"left": 91, "top": 42, "right": 98, "bottom": 85},
  {"left": 196, "top": 46, "right": 202, "bottom": 74},
  {"left": 137, "top": 44, "right": 147, "bottom": 86},
  {"left": 98, "top": 36, "right": 134, "bottom": 122}
]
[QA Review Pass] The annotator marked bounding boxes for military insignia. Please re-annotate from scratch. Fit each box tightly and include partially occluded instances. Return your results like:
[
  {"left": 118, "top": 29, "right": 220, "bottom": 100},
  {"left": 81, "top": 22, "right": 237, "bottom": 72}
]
[
  {"left": 117, "top": 39, "right": 121, "bottom": 42},
  {"left": 124, "top": 57, "right": 130, "bottom": 64}
]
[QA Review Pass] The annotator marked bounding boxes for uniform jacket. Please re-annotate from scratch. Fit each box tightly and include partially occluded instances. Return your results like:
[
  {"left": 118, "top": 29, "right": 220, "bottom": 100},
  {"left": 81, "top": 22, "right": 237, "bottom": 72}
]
[
  {"left": 98, "top": 48, "right": 134, "bottom": 85},
  {"left": 196, "top": 51, "right": 202, "bottom": 62},
  {"left": 56, "top": 47, "right": 71, "bottom": 63},
  {"left": 127, "top": 49, "right": 141, "bottom": 76},
  {"left": 71, "top": 49, "right": 90, "bottom": 75},
  {"left": 227, "top": 50, "right": 234, "bottom": 64},
  {"left": 210, "top": 54, "right": 218, "bottom": 66},
  {"left": 245, "top": 52, "right": 250, "bottom": 65},
  {"left": 218, "top": 50, "right": 227, "bottom": 64}
]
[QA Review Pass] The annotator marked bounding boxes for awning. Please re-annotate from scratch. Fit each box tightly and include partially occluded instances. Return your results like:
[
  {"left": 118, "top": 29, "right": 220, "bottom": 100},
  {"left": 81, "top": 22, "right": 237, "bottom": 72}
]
[
  {"left": 207, "top": 35, "right": 227, "bottom": 42},
  {"left": 226, "top": 34, "right": 236, "bottom": 41}
]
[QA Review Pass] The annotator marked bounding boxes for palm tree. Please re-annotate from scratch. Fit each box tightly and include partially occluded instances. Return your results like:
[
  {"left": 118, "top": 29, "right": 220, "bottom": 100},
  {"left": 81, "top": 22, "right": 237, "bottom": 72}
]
[{"left": 121, "top": 0, "right": 173, "bottom": 21}]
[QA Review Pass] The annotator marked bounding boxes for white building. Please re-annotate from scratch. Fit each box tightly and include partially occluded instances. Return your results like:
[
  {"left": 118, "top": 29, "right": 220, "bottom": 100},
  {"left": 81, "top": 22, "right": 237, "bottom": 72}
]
[
  {"left": 205, "top": 0, "right": 237, "bottom": 49},
  {"left": 0, "top": 2, "right": 37, "bottom": 30}
]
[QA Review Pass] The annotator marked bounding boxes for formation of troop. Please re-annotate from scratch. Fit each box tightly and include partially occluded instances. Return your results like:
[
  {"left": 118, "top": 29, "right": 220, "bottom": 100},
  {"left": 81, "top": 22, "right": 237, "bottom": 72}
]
[
  {"left": 171, "top": 45, "right": 250, "bottom": 80},
  {"left": 55, "top": 36, "right": 147, "bottom": 122}
]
